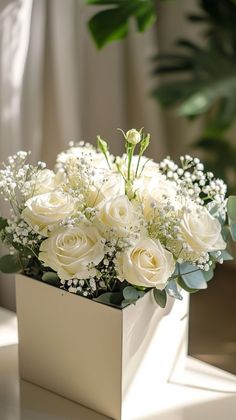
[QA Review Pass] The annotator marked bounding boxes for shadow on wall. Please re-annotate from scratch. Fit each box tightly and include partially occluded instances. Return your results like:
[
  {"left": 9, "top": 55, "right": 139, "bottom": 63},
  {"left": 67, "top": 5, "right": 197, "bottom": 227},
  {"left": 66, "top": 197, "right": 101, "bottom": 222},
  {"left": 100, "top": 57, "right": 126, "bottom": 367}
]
[{"left": 189, "top": 264, "right": 236, "bottom": 375}]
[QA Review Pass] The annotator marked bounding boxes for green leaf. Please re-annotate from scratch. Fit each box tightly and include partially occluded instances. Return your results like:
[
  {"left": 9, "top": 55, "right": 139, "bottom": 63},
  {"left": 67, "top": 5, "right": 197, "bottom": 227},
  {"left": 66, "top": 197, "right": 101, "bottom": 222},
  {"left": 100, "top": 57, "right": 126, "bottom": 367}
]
[
  {"left": 137, "top": 290, "right": 145, "bottom": 298},
  {"left": 0, "top": 217, "right": 8, "bottom": 231},
  {"left": 229, "top": 223, "right": 236, "bottom": 241},
  {"left": 227, "top": 196, "right": 236, "bottom": 240},
  {"left": 94, "top": 292, "right": 123, "bottom": 308},
  {"left": 135, "top": 2, "right": 156, "bottom": 32},
  {"left": 152, "top": 25, "right": 236, "bottom": 118},
  {"left": 87, "top": 0, "right": 155, "bottom": 49},
  {"left": 42, "top": 272, "right": 60, "bottom": 286},
  {"left": 202, "top": 266, "right": 214, "bottom": 282},
  {"left": 121, "top": 299, "right": 137, "bottom": 308},
  {"left": 221, "top": 250, "right": 234, "bottom": 261},
  {"left": 221, "top": 226, "right": 231, "bottom": 242},
  {"left": 153, "top": 288, "right": 167, "bottom": 308},
  {"left": 88, "top": 8, "right": 129, "bottom": 49},
  {"left": 123, "top": 286, "right": 139, "bottom": 301},
  {"left": 177, "top": 276, "right": 198, "bottom": 293},
  {"left": 179, "top": 263, "right": 207, "bottom": 290},
  {"left": 94, "top": 292, "right": 113, "bottom": 304},
  {"left": 110, "top": 292, "right": 124, "bottom": 306},
  {"left": 165, "top": 279, "right": 183, "bottom": 300},
  {"left": 0, "top": 254, "right": 21, "bottom": 273}
]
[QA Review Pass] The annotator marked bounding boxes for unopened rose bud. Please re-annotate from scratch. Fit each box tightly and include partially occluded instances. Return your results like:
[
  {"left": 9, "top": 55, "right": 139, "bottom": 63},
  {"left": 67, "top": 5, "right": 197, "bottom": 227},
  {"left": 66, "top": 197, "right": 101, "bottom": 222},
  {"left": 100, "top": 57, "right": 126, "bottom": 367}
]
[{"left": 126, "top": 129, "right": 141, "bottom": 145}]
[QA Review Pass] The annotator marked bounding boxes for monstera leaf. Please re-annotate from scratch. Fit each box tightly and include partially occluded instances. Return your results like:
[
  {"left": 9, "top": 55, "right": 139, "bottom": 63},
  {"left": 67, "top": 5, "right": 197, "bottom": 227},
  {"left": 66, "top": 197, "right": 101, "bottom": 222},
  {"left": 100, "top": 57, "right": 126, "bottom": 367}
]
[
  {"left": 153, "top": 43, "right": 236, "bottom": 121},
  {"left": 86, "top": 0, "right": 157, "bottom": 48},
  {"left": 152, "top": 0, "right": 236, "bottom": 192},
  {"left": 153, "top": 0, "right": 236, "bottom": 121}
]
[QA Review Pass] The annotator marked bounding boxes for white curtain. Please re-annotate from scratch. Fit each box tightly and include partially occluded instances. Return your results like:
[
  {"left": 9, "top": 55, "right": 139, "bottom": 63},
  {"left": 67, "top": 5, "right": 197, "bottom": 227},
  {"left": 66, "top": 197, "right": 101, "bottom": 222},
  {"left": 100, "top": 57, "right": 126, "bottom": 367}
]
[{"left": 0, "top": 0, "right": 196, "bottom": 310}]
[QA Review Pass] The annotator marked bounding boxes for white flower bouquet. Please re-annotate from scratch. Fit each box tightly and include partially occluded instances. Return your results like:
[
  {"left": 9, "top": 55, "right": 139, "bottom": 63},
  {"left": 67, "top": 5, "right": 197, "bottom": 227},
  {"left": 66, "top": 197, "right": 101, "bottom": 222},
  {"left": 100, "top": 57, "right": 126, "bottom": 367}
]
[{"left": 1, "top": 129, "right": 236, "bottom": 309}]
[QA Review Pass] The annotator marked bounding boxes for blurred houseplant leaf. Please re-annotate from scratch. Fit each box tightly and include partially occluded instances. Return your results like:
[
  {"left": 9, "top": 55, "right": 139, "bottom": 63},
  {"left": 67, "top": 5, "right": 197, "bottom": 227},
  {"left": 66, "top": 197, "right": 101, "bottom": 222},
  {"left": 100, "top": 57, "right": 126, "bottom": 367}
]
[
  {"left": 86, "top": 0, "right": 157, "bottom": 48},
  {"left": 152, "top": 0, "right": 236, "bottom": 193},
  {"left": 87, "top": 0, "right": 236, "bottom": 193},
  {"left": 153, "top": 46, "right": 236, "bottom": 119}
]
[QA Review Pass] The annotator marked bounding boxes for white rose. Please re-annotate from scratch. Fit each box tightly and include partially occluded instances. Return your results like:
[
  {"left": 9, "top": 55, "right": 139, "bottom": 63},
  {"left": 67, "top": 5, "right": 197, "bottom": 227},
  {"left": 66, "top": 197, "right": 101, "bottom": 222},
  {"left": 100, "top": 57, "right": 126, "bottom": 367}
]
[
  {"left": 117, "top": 238, "right": 175, "bottom": 289},
  {"left": 87, "top": 172, "right": 125, "bottom": 207},
  {"left": 126, "top": 129, "right": 141, "bottom": 145},
  {"left": 39, "top": 224, "right": 105, "bottom": 280},
  {"left": 96, "top": 195, "right": 141, "bottom": 238},
  {"left": 22, "top": 191, "right": 78, "bottom": 236},
  {"left": 180, "top": 205, "right": 226, "bottom": 256},
  {"left": 142, "top": 174, "right": 178, "bottom": 218},
  {"left": 34, "top": 169, "right": 65, "bottom": 195}
]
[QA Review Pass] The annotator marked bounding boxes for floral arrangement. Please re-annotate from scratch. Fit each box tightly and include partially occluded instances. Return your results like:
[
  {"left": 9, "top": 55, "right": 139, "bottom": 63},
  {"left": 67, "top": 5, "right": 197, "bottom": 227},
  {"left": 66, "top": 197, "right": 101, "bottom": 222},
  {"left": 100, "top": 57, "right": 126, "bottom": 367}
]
[{"left": 0, "top": 129, "right": 236, "bottom": 308}]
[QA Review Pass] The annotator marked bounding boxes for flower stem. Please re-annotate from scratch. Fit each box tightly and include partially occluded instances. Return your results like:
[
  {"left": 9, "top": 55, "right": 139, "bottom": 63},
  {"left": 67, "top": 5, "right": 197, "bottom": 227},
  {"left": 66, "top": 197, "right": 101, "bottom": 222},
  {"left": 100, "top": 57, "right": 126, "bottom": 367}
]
[{"left": 127, "top": 145, "right": 135, "bottom": 181}]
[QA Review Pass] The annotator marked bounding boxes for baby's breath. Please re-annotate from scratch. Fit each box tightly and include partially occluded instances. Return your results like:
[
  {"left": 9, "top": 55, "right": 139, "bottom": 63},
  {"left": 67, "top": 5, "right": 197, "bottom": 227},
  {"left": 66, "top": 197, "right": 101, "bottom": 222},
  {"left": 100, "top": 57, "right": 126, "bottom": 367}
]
[
  {"left": 0, "top": 131, "right": 231, "bottom": 308},
  {"left": 0, "top": 151, "right": 47, "bottom": 214}
]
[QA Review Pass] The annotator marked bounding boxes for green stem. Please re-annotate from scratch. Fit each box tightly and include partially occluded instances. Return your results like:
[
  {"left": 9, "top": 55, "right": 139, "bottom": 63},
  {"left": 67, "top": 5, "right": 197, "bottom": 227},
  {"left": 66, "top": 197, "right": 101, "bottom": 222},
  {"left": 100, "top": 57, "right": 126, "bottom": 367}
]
[
  {"left": 135, "top": 154, "right": 142, "bottom": 178},
  {"left": 127, "top": 145, "right": 135, "bottom": 181},
  {"left": 115, "top": 163, "right": 126, "bottom": 181},
  {"left": 104, "top": 153, "right": 111, "bottom": 170},
  {"left": 25, "top": 246, "right": 39, "bottom": 259}
]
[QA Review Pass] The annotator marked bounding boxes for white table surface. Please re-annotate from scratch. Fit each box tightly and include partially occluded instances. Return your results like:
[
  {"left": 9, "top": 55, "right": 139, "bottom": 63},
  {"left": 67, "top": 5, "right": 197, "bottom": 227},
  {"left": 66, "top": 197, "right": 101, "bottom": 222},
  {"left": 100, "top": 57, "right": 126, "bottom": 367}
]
[{"left": 1, "top": 307, "right": 236, "bottom": 420}]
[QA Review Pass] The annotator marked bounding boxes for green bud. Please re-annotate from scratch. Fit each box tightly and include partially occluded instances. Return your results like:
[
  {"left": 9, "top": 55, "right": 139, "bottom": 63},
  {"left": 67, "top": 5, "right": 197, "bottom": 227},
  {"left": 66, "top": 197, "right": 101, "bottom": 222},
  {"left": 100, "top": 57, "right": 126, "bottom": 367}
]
[
  {"left": 140, "top": 133, "right": 150, "bottom": 153},
  {"left": 126, "top": 129, "right": 141, "bottom": 145},
  {"left": 97, "top": 135, "right": 111, "bottom": 169},
  {"left": 97, "top": 135, "right": 108, "bottom": 154}
]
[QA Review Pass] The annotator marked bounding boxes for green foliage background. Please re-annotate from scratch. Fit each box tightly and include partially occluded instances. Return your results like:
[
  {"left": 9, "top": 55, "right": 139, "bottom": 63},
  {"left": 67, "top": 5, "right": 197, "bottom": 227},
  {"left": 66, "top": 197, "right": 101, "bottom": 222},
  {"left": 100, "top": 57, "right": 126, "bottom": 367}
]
[{"left": 87, "top": 0, "right": 236, "bottom": 194}]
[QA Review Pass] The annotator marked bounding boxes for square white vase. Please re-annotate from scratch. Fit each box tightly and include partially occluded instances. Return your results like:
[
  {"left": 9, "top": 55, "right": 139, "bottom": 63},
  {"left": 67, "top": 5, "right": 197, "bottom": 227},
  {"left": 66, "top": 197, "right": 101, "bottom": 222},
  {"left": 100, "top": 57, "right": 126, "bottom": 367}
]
[{"left": 15, "top": 274, "right": 189, "bottom": 420}]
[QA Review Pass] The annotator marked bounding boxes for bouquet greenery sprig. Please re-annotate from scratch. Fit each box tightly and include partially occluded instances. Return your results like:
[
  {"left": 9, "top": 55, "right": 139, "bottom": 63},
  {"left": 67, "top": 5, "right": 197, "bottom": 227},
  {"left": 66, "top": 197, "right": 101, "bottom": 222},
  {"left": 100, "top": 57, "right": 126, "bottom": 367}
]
[{"left": 0, "top": 129, "right": 236, "bottom": 308}]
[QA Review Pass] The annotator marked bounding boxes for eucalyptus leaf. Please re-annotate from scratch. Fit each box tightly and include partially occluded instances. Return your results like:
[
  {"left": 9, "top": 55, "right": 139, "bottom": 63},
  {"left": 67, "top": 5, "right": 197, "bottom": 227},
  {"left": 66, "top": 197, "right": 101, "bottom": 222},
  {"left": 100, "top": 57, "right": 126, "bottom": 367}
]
[
  {"left": 221, "top": 250, "right": 234, "bottom": 261},
  {"left": 42, "top": 272, "right": 60, "bottom": 286},
  {"left": 94, "top": 292, "right": 123, "bottom": 308},
  {"left": 121, "top": 299, "right": 136, "bottom": 308},
  {"left": 208, "top": 203, "right": 221, "bottom": 217},
  {"left": 138, "top": 290, "right": 145, "bottom": 298},
  {"left": 110, "top": 292, "right": 124, "bottom": 306},
  {"left": 221, "top": 225, "right": 231, "bottom": 242},
  {"left": 0, "top": 254, "right": 21, "bottom": 273},
  {"left": 202, "top": 266, "right": 214, "bottom": 282},
  {"left": 166, "top": 279, "right": 183, "bottom": 300},
  {"left": 179, "top": 263, "right": 207, "bottom": 290},
  {"left": 94, "top": 292, "right": 113, "bottom": 304},
  {"left": 227, "top": 196, "right": 236, "bottom": 221},
  {"left": 153, "top": 288, "right": 167, "bottom": 308},
  {"left": 177, "top": 276, "right": 198, "bottom": 293},
  {"left": 229, "top": 223, "right": 236, "bottom": 241},
  {"left": 123, "top": 286, "right": 139, "bottom": 301},
  {"left": 227, "top": 196, "right": 236, "bottom": 240}
]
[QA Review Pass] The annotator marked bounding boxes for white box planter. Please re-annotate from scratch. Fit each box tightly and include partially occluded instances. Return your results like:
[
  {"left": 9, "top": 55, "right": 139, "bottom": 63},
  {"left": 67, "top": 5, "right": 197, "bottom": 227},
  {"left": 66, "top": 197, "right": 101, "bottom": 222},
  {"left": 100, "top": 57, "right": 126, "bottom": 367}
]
[{"left": 16, "top": 274, "right": 189, "bottom": 420}]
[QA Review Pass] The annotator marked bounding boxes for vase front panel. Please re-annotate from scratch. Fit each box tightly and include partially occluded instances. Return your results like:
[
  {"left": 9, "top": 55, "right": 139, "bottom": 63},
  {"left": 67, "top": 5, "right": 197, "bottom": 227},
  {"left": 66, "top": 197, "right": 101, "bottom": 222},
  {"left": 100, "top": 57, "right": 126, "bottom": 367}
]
[{"left": 16, "top": 274, "right": 122, "bottom": 420}]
